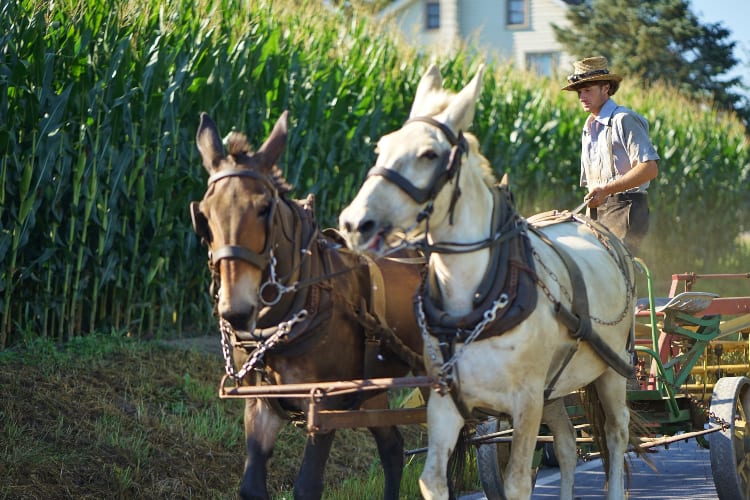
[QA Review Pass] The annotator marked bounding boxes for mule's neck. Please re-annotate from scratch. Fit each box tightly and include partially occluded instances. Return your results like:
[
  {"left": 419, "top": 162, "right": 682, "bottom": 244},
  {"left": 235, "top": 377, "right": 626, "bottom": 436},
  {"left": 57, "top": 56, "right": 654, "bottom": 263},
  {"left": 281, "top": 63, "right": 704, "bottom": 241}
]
[{"left": 427, "top": 163, "right": 495, "bottom": 316}]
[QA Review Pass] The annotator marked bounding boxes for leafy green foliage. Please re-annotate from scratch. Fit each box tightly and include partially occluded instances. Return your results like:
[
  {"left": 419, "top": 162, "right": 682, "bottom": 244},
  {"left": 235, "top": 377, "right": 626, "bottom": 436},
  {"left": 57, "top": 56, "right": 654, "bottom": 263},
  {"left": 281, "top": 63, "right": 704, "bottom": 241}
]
[{"left": 0, "top": 0, "right": 748, "bottom": 349}]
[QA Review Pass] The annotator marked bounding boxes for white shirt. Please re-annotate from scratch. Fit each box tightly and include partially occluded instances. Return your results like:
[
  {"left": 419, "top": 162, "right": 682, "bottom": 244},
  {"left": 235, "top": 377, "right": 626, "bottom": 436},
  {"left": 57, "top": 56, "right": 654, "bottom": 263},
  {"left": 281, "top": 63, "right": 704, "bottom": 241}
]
[{"left": 580, "top": 99, "right": 660, "bottom": 192}]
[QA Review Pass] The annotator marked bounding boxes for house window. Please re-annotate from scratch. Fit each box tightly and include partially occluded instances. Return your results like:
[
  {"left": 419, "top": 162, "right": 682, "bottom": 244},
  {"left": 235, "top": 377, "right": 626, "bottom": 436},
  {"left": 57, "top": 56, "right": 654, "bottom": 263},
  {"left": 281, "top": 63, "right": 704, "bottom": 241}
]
[
  {"left": 426, "top": 2, "right": 440, "bottom": 30},
  {"left": 526, "top": 52, "right": 560, "bottom": 77},
  {"left": 507, "top": 0, "right": 527, "bottom": 26}
]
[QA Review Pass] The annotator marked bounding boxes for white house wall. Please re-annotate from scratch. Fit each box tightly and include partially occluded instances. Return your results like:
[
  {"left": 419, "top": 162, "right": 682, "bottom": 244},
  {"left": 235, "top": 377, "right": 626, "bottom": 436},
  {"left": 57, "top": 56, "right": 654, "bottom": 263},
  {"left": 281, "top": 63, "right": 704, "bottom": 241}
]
[
  {"left": 513, "top": 0, "right": 574, "bottom": 71},
  {"left": 380, "top": 0, "right": 574, "bottom": 74},
  {"left": 459, "top": 0, "right": 515, "bottom": 61}
]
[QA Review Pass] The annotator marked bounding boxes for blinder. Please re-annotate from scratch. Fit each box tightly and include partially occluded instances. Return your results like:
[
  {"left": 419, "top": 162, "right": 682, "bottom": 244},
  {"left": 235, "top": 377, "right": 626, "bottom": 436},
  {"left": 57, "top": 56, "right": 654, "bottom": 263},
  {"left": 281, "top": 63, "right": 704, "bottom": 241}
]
[
  {"left": 190, "top": 201, "right": 211, "bottom": 242},
  {"left": 366, "top": 116, "right": 467, "bottom": 213}
]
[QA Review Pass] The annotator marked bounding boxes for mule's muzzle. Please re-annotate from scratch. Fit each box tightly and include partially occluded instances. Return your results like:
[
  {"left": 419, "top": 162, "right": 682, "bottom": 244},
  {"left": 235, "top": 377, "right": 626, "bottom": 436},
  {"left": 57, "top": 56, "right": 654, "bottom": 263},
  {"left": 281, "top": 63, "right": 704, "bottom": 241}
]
[
  {"left": 340, "top": 218, "right": 391, "bottom": 256},
  {"left": 220, "top": 308, "right": 257, "bottom": 340}
]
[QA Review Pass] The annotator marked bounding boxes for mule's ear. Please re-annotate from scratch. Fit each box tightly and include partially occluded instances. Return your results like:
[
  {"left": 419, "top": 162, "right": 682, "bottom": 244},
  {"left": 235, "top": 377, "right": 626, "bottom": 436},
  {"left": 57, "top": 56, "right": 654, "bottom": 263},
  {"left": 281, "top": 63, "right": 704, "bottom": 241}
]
[
  {"left": 409, "top": 64, "right": 443, "bottom": 118},
  {"left": 440, "top": 64, "right": 485, "bottom": 133},
  {"left": 257, "top": 110, "right": 288, "bottom": 168},
  {"left": 196, "top": 113, "right": 225, "bottom": 173}
]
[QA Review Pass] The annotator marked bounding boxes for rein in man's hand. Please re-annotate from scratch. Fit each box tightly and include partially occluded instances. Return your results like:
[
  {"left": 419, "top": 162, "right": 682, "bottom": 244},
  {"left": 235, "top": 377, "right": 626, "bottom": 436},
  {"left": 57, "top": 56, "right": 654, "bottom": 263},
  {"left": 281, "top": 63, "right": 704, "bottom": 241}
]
[{"left": 585, "top": 187, "right": 607, "bottom": 208}]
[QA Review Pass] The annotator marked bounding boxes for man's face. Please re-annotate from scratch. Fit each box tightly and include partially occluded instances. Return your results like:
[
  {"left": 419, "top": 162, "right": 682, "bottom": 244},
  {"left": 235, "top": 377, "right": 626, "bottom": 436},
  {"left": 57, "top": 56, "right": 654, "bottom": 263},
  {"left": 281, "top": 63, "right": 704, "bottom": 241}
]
[{"left": 576, "top": 82, "right": 610, "bottom": 114}]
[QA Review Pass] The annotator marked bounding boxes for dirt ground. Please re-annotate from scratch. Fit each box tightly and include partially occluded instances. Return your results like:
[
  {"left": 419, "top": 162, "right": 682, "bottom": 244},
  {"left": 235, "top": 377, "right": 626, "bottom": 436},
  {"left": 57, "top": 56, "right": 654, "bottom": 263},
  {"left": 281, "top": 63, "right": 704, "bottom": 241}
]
[{"left": 162, "top": 334, "right": 223, "bottom": 357}]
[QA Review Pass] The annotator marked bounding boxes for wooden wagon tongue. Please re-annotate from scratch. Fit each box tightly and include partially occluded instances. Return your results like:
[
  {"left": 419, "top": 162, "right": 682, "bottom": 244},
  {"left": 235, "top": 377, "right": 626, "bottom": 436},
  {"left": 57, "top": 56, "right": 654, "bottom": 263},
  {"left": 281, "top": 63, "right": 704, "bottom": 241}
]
[{"left": 219, "top": 374, "right": 433, "bottom": 434}]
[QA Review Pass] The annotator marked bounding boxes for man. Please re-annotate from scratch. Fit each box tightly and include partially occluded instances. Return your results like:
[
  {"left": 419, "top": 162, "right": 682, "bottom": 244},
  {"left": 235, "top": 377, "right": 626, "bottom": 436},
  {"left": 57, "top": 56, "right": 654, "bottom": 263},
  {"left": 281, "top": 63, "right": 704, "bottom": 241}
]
[{"left": 562, "top": 56, "right": 659, "bottom": 253}]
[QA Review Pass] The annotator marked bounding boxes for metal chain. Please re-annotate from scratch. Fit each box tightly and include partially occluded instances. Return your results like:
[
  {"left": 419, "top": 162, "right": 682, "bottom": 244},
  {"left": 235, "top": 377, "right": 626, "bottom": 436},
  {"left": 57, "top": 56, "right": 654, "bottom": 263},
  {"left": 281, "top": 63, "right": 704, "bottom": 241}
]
[
  {"left": 532, "top": 248, "right": 572, "bottom": 304},
  {"left": 708, "top": 410, "right": 734, "bottom": 431},
  {"left": 635, "top": 369, "right": 735, "bottom": 431},
  {"left": 416, "top": 300, "right": 440, "bottom": 367},
  {"left": 220, "top": 310, "right": 309, "bottom": 381},
  {"left": 531, "top": 240, "right": 633, "bottom": 327},
  {"left": 258, "top": 249, "right": 299, "bottom": 306},
  {"left": 417, "top": 293, "right": 509, "bottom": 390}
]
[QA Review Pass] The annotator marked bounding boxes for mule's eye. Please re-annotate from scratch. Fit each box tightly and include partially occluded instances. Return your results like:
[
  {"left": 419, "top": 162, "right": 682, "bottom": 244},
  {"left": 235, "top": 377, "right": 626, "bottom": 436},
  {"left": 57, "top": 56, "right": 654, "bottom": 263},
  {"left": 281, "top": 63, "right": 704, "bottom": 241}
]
[
  {"left": 258, "top": 202, "right": 271, "bottom": 218},
  {"left": 418, "top": 149, "right": 438, "bottom": 161}
]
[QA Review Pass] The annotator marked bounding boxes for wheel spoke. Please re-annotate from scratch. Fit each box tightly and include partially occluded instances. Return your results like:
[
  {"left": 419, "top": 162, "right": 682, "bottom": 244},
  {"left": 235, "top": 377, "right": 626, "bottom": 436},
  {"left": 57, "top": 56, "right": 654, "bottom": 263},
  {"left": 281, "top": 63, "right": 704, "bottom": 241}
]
[{"left": 710, "top": 378, "right": 750, "bottom": 500}]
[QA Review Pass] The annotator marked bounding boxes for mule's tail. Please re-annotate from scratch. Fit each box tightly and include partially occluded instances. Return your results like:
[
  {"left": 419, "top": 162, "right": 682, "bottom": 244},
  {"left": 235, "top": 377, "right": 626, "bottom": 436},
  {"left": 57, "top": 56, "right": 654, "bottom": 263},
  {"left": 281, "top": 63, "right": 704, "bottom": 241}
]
[
  {"left": 579, "top": 384, "right": 612, "bottom": 477},
  {"left": 625, "top": 403, "right": 656, "bottom": 470},
  {"left": 447, "top": 424, "right": 472, "bottom": 497},
  {"left": 580, "top": 383, "right": 653, "bottom": 482}
]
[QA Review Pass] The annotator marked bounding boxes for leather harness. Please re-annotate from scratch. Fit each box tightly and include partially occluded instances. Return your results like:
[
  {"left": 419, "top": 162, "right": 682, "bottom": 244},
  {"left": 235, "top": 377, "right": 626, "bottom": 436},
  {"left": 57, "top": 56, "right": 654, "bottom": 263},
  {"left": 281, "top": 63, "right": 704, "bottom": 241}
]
[
  {"left": 371, "top": 116, "right": 636, "bottom": 420},
  {"left": 193, "top": 170, "right": 424, "bottom": 423}
]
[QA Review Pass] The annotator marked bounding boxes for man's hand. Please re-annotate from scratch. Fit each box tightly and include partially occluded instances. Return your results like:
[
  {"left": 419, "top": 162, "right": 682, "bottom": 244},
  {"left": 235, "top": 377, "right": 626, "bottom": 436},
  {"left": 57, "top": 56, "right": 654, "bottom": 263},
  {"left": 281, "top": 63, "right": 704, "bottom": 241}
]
[
  {"left": 587, "top": 160, "right": 658, "bottom": 208},
  {"left": 586, "top": 186, "right": 607, "bottom": 208}
]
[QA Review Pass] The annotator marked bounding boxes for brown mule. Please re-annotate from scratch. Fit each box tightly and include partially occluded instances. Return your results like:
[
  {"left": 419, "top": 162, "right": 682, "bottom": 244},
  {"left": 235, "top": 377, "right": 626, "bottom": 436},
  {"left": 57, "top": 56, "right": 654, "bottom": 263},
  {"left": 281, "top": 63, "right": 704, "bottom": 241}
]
[{"left": 190, "top": 111, "right": 424, "bottom": 500}]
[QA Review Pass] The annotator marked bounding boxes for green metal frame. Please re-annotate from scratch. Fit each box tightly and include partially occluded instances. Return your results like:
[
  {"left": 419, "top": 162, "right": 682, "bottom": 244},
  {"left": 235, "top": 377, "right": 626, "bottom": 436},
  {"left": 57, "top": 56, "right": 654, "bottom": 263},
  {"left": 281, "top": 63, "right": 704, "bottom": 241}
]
[{"left": 632, "top": 258, "right": 721, "bottom": 422}]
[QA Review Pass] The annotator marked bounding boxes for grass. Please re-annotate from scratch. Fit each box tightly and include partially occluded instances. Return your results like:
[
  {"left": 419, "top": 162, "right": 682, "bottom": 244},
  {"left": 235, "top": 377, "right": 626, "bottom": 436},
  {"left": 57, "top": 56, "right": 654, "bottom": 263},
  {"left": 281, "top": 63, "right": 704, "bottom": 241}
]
[
  {"left": 2, "top": 0, "right": 749, "bottom": 350},
  {"left": 0, "top": 332, "right": 482, "bottom": 499}
]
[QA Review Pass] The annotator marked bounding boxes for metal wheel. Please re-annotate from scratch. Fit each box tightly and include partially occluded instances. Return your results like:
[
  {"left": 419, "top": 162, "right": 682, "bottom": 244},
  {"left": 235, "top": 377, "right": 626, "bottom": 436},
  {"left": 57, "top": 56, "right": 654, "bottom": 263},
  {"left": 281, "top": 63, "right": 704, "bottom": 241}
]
[
  {"left": 475, "top": 418, "right": 538, "bottom": 500},
  {"left": 709, "top": 376, "right": 750, "bottom": 499}
]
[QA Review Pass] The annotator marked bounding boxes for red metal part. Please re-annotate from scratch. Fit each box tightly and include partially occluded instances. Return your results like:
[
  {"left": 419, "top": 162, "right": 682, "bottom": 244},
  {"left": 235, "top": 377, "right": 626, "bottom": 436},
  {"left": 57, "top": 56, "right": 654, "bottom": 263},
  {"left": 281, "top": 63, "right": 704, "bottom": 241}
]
[{"left": 670, "top": 272, "right": 750, "bottom": 294}]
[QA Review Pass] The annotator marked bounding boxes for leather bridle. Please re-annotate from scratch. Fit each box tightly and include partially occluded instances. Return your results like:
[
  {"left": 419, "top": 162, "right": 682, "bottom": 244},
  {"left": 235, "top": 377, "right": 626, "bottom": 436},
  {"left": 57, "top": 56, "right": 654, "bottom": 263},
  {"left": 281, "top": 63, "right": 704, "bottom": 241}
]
[
  {"left": 191, "top": 169, "right": 279, "bottom": 271},
  {"left": 192, "top": 169, "right": 349, "bottom": 310},
  {"left": 366, "top": 116, "right": 467, "bottom": 224}
]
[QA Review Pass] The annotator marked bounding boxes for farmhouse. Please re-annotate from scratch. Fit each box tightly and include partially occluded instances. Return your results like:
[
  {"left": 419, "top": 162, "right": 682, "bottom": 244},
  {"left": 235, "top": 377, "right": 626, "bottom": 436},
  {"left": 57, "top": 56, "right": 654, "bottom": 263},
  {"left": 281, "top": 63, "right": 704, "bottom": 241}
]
[{"left": 378, "top": 0, "right": 580, "bottom": 76}]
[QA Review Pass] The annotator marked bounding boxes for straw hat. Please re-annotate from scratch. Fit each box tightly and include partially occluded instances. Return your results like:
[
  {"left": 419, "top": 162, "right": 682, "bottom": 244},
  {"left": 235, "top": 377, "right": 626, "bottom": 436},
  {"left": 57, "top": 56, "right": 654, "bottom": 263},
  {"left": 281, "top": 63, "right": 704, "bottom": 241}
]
[{"left": 561, "top": 56, "right": 623, "bottom": 94}]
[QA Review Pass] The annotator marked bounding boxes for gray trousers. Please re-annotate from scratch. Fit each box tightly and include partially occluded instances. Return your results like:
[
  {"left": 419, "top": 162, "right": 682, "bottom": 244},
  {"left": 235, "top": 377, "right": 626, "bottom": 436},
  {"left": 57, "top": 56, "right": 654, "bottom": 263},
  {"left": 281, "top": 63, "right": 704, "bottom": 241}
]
[{"left": 590, "top": 192, "right": 649, "bottom": 254}]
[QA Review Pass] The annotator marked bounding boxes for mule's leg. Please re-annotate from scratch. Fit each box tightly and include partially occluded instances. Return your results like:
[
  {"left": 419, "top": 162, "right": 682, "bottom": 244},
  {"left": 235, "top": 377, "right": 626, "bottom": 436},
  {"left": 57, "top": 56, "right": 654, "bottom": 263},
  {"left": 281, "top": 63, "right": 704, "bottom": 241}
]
[
  {"left": 369, "top": 425, "right": 405, "bottom": 500},
  {"left": 542, "top": 398, "right": 576, "bottom": 500},
  {"left": 504, "top": 396, "right": 544, "bottom": 500},
  {"left": 594, "top": 369, "right": 629, "bottom": 500},
  {"left": 240, "top": 399, "right": 284, "bottom": 500},
  {"left": 294, "top": 430, "right": 337, "bottom": 500},
  {"left": 419, "top": 392, "right": 464, "bottom": 500}
]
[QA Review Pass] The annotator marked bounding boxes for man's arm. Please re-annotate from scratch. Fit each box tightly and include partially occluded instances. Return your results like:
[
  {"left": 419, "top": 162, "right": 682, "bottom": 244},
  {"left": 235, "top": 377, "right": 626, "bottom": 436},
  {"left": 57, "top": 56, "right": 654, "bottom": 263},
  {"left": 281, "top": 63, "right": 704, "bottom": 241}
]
[{"left": 586, "top": 160, "right": 658, "bottom": 208}]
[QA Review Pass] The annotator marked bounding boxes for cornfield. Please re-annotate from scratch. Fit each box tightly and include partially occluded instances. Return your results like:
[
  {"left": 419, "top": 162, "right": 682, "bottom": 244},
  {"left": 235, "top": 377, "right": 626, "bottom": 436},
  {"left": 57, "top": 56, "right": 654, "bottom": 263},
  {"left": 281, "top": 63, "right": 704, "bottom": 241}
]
[{"left": 1, "top": 0, "right": 748, "bottom": 349}]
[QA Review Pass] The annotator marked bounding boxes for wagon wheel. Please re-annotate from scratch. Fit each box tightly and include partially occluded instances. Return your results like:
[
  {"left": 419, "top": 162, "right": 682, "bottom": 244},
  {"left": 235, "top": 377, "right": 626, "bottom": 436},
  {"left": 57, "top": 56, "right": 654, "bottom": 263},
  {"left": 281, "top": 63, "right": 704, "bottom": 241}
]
[
  {"left": 475, "top": 418, "right": 539, "bottom": 500},
  {"left": 709, "top": 376, "right": 750, "bottom": 499}
]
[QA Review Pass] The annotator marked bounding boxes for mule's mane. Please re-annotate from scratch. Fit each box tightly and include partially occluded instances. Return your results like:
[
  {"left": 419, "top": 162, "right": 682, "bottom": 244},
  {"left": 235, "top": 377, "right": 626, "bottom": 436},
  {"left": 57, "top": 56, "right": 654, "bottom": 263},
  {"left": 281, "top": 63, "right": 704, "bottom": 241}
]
[
  {"left": 464, "top": 132, "right": 496, "bottom": 185},
  {"left": 225, "top": 131, "right": 254, "bottom": 156},
  {"left": 417, "top": 92, "right": 497, "bottom": 186},
  {"left": 224, "top": 131, "right": 293, "bottom": 195}
]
